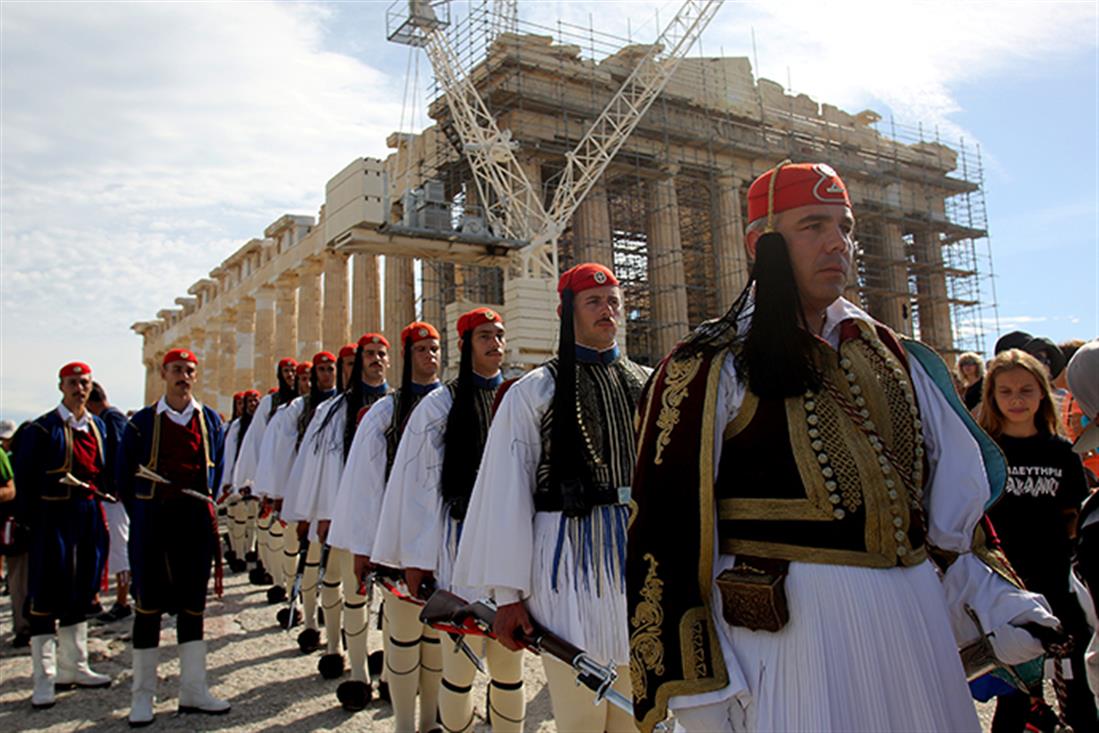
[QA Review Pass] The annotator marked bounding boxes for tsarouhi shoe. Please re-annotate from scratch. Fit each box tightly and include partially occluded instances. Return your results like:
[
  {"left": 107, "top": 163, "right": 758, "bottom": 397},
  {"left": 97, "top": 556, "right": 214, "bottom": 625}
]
[
  {"left": 56, "top": 622, "right": 111, "bottom": 689},
  {"left": 266, "top": 586, "right": 287, "bottom": 604},
  {"left": 317, "top": 652, "right": 344, "bottom": 679},
  {"left": 336, "top": 679, "right": 372, "bottom": 711},
  {"left": 177, "top": 641, "right": 230, "bottom": 715},
  {"left": 297, "top": 627, "right": 321, "bottom": 654}
]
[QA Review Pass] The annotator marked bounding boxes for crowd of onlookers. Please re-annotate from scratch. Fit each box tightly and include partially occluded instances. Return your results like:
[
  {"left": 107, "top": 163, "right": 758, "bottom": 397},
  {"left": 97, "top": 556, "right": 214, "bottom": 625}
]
[{"left": 955, "top": 333, "right": 1099, "bottom": 732}]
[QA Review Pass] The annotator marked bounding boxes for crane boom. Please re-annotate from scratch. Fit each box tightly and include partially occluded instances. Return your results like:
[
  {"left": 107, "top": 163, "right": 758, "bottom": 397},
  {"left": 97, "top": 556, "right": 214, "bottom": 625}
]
[{"left": 541, "top": 0, "right": 723, "bottom": 247}]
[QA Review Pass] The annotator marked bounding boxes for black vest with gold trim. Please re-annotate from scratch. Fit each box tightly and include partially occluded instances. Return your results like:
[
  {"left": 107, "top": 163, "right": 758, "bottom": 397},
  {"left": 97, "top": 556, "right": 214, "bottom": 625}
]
[{"left": 716, "top": 318, "right": 929, "bottom": 568}]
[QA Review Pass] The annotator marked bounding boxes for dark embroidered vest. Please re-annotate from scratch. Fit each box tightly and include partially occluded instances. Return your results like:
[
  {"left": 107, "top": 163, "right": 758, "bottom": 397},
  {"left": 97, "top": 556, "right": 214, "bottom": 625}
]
[
  {"left": 715, "top": 319, "right": 929, "bottom": 568},
  {"left": 39, "top": 415, "right": 105, "bottom": 501},
  {"left": 533, "top": 356, "right": 647, "bottom": 513},
  {"left": 135, "top": 409, "right": 212, "bottom": 501}
]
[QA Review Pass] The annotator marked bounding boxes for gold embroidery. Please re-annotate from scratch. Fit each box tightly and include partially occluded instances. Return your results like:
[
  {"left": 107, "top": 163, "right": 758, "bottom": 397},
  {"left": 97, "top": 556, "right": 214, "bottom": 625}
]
[
  {"left": 629, "top": 553, "right": 666, "bottom": 702},
  {"left": 653, "top": 353, "right": 702, "bottom": 465},
  {"left": 677, "top": 609, "right": 710, "bottom": 679},
  {"left": 718, "top": 497, "right": 832, "bottom": 521}
]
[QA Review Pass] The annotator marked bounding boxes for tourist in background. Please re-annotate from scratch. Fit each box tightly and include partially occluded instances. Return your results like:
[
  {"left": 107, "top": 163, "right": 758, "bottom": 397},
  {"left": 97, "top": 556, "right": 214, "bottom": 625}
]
[
  {"left": 0, "top": 418, "right": 31, "bottom": 648},
  {"left": 979, "top": 349, "right": 1096, "bottom": 732},
  {"left": 86, "top": 382, "right": 132, "bottom": 624},
  {"left": 957, "top": 351, "right": 985, "bottom": 410}
]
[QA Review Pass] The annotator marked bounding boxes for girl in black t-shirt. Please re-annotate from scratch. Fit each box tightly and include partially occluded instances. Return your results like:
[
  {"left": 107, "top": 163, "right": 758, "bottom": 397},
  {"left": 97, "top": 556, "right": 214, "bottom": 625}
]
[{"left": 979, "top": 348, "right": 1095, "bottom": 733}]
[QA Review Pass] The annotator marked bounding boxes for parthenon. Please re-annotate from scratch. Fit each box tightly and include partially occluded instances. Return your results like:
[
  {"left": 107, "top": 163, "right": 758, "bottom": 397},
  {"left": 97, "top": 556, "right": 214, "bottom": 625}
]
[{"left": 134, "top": 7, "right": 996, "bottom": 414}]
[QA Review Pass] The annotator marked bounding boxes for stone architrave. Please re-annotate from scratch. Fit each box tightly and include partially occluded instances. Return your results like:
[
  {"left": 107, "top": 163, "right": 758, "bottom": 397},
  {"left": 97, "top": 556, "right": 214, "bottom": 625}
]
[
  {"left": 322, "top": 251, "right": 350, "bottom": 351},
  {"left": 253, "top": 285, "right": 276, "bottom": 390},
  {"left": 646, "top": 166, "right": 689, "bottom": 360},
  {"left": 712, "top": 174, "right": 748, "bottom": 312}
]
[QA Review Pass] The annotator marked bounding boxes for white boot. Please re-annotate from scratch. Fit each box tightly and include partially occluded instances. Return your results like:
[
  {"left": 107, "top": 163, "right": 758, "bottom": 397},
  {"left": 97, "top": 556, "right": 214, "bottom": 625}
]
[
  {"left": 177, "top": 641, "right": 230, "bottom": 715},
  {"left": 128, "top": 647, "right": 159, "bottom": 727},
  {"left": 57, "top": 622, "right": 111, "bottom": 688},
  {"left": 30, "top": 635, "right": 57, "bottom": 709}
]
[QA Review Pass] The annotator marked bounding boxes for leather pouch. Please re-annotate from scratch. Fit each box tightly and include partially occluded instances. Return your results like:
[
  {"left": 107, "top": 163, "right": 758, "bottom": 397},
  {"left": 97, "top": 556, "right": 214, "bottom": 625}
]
[{"left": 715, "top": 556, "right": 790, "bottom": 633}]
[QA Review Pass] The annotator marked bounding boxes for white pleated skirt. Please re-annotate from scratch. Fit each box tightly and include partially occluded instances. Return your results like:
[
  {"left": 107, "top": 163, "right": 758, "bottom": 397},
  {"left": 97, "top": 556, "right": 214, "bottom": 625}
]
[{"left": 715, "top": 559, "right": 980, "bottom": 732}]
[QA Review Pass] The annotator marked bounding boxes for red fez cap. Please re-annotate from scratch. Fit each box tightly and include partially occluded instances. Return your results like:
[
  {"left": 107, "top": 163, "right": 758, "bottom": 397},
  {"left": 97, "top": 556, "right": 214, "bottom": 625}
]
[
  {"left": 278, "top": 357, "right": 298, "bottom": 370},
  {"left": 233, "top": 391, "right": 245, "bottom": 400},
  {"left": 162, "top": 348, "right": 198, "bottom": 367},
  {"left": 358, "top": 332, "right": 390, "bottom": 349},
  {"left": 457, "top": 307, "right": 503, "bottom": 335},
  {"left": 313, "top": 351, "right": 336, "bottom": 365},
  {"left": 59, "top": 362, "right": 92, "bottom": 379},
  {"left": 244, "top": 389, "right": 261, "bottom": 399},
  {"left": 400, "top": 321, "right": 440, "bottom": 345},
  {"left": 746, "top": 161, "right": 851, "bottom": 225},
  {"left": 338, "top": 343, "right": 357, "bottom": 360},
  {"left": 557, "top": 263, "right": 618, "bottom": 296},
  {"left": 296, "top": 360, "right": 313, "bottom": 375},
  {"left": 267, "top": 387, "right": 277, "bottom": 394}
]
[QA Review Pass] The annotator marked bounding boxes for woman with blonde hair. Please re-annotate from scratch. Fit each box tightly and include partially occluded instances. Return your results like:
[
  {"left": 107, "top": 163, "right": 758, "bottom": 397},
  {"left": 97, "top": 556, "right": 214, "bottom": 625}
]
[
  {"left": 957, "top": 351, "right": 986, "bottom": 410},
  {"left": 979, "top": 349, "right": 1094, "bottom": 732}
]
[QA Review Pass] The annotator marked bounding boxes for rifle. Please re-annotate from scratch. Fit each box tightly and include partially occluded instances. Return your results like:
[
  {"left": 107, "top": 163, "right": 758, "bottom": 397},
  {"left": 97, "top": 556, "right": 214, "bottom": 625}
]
[
  {"left": 418, "top": 590, "right": 639, "bottom": 721},
  {"left": 283, "top": 539, "right": 311, "bottom": 631},
  {"left": 373, "top": 571, "right": 483, "bottom": 672},
  {"left": 135, "top": 464, "right": 215, "bottom": 505}
]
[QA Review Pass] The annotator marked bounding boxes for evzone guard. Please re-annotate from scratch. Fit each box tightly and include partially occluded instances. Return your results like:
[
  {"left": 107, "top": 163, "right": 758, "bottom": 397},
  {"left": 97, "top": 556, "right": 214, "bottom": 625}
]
[
  {"left": 16, "top": 361, "right": 113, "bottom": 709},
  {"left": 233, "top": 357, "right": 300, "bottom": 587},
  {"left": 116, "top": 348, "right": 230, "bottom": 726},
  {"left": 453, "top": 264, "right": 651, "bottom": 733},
  {"left": 289, "top": 332, "right": 390, "bottom": 682},
  {"left": 221, "top": 389, "right": 260, "bottom": 576},
  {"left": 256, "top": 352, "right": 339, "bottom": 629},
  {"left": 626, "top": 162, "right": 1063, "bottom": 732},
  {"left": 373, "top": 307, "right": 527, "bottom": 733},
  {"left": 250, "top": 358, "right": 313, "bottom": 605},
  {"left": 328, "top": 322, "right": 442, "bottom": 730}
]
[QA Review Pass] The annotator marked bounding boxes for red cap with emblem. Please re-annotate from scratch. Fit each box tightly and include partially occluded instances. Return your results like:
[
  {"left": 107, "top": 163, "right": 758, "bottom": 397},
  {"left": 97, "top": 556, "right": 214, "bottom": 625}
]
[
  {"left": 243, "top": 389, "right": 261, "bottom": 399},
  {"left": 338, "top": 343, "right": 357, "bottom": 360},
  {"left": 162, "top": 348, "right": 198, "bottom": 367},
  {"left": 557, "top": 263, "right": 618, "bottom": 296},
  {"left": 746, "top": 161, "right": 851, "bottom": 225},
  {"left": 400, "top": 321, "right": 440, "bottom": 344},
  {"left": 457, "top": 307, "right": 503, "bottom": 335},
  {"left": 296, "top": 360, "right": 313, "bottom": 375},
  {"left": 278, "top": 357, "right": 298, "bottom": 370},
  {"left": 313, "top": 351, "right": 336, "bottom": 365},
  {"left": 233, "top": 391, "right": 245, "bottom": 400},
  {"left": 358, "top": 333, "right": 390, "bottom": 349},
  {"left": 59, "top": 362, "right": 92, "bottom": 379}
]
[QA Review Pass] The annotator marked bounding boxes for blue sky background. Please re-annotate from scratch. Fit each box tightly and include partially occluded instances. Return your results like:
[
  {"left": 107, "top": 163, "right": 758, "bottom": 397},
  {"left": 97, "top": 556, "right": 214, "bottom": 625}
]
[{"left": 1, "top": 1, "right": 1096, "bottom": 423}]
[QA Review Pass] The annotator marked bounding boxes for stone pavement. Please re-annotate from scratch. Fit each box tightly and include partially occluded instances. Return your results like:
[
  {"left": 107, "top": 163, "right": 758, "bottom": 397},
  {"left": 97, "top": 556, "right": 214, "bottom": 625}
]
[{"left": 0, "top": 558, "right": 1020, "bottom": 732}]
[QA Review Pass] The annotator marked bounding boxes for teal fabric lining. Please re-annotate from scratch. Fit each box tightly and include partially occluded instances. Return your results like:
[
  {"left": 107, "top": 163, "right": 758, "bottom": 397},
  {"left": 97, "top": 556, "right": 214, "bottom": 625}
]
[{"left": 902, "top": 339, "right": 1007, "bottom": 510}]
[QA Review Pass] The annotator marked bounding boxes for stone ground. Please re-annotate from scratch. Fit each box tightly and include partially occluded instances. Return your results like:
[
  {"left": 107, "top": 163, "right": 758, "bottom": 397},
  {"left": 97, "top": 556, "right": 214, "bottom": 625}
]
[{"left": 0, "top": 546, "right": 1032, "bottom": 732}]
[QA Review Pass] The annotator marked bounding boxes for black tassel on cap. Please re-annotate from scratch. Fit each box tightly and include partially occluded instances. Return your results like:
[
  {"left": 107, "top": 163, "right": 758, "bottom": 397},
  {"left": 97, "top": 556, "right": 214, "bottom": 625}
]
[
  {"left": 440, "top": 332, "right": 480, "bottom": 519},
  {"left": 549, "top": 288, "right": 593, "bottom": 517}
]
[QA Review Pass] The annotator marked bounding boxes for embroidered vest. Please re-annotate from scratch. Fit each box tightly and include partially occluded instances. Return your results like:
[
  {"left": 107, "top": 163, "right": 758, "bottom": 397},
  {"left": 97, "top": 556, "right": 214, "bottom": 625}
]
[
  {"left": 533, "top": 357, "right": 647, "bottom": 513},
  {"left": 135, "top": 409, "right": 212, "bottom": 501},
  {"left": 40, "top": 416, "right": 105, "bottom": 501},
  {"left": 715, "top": 319, "right": 929, "bottom": 568}
]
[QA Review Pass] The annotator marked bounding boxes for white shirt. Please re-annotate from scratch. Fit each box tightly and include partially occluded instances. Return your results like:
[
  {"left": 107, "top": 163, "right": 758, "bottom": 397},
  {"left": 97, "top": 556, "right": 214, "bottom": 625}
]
[
  {"left": 155, "top": 396, "right": 197, "bottom": 426},
  {"left": 57, "top": 403, "right": 92, "bottom": 432}
]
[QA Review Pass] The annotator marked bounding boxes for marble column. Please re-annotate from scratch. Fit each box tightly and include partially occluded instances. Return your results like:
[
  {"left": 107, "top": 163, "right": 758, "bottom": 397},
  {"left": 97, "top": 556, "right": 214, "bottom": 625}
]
[
  {"left": 218, "top": 308, "right": 237, "bottom": 410},
  {"left": 143, "top": 358, "right": 158, "bottom": 407},
  {"left": 187, "top": 328, "right": 207, "bottom": 404},
  {"left": 876, "top": 222, "right": 912, "bottom": 335},
  {"left": 646, "top": 166, "right": 689, "bottom": 360},
  {"left": 275, "top": 272, "right": 299, "bottom": 361},
  {"left": 572, "top": 183, "right": 614, "bottom": 268},
  {"left": 384, "top": 255, "right": 416, "bottom": 377},
  {"left": 202, "top": 327, "right": 221, "bottom": 411},
  {"left": 234, "top": 297, "right": 255, "bottom": 394},
  {"left": 352, "top": 254, "right": 382, "bottom": 336},
  {"left": 712, "top": 174, "right": 748, "bottom": 312},
  {"left": 297, "top": 259, "right": 324, "bottom": 360},
  {"left": 913, "top": 229, "right": 953, "bottom": 353},
  {"left": 322, "top": 251, "right": 350, "bottom": 352},
  {"left": 253, "top": 285, "right": 276, "bottom": 390}
]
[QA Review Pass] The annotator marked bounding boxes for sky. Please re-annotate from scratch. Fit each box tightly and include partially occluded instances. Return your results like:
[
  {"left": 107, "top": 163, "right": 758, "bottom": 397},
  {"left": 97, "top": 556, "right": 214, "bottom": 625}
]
[{"left": 1, "top": 0, "right": 1096, "bottom": 423}]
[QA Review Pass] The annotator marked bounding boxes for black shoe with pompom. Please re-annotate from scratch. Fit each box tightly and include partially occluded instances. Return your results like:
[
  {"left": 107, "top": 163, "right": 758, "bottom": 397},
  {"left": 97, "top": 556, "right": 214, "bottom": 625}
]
[{"left": 336, "top": 680, "right": 372, "bottom": 711}]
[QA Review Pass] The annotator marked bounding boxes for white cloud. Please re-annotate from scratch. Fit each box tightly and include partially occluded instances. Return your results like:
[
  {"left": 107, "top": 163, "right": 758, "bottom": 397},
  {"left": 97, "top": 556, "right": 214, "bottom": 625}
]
[{"left": 1, "top": 1, "right": 405, "bottom": 420}]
